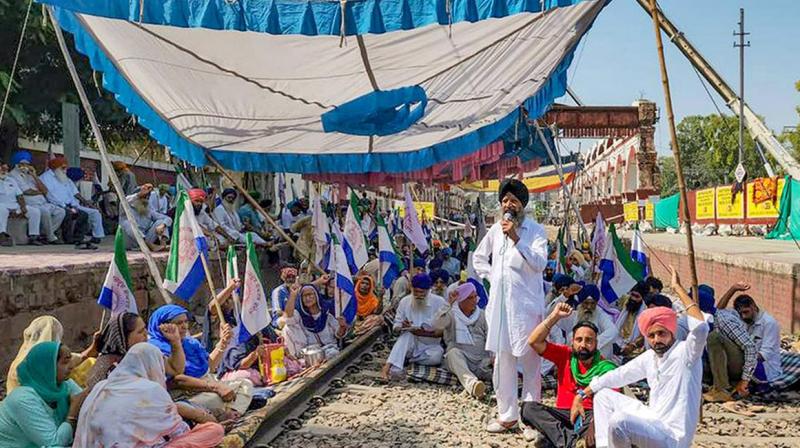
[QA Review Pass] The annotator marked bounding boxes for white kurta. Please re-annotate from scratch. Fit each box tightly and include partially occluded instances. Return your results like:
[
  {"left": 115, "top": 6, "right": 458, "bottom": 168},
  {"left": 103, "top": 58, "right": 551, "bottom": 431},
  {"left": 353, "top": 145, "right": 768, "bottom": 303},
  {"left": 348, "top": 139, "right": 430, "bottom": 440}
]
[
  {"left": 148, "top": 191, "right": 169, "bottom": 214},
  {"left": 472, "top": 217, "right": 548, "bottom": 356},
  {"left": 748, "top": 311, "right": 783, "bottom": 381},
  {"left": 386, "top": 293, "right": 447, "bottom": 370},
  {"left": 41, "top": 170, "right": 104, "bottom": 238},
  {"left": 590, "top": 315, "right": 710, "bottom": 448}
]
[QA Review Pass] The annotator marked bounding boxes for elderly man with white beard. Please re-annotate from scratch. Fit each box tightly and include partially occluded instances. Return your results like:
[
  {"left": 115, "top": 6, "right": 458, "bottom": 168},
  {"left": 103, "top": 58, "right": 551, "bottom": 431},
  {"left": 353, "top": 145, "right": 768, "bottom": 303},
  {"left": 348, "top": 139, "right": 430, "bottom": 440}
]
[
  {"left": 213, "top": 188, "right": 267, "bottom": 246},
  {"left": 472, "top": 178, "right": 548, "bottom": 440},
  {"left": 381, "top": 273, "right": 447, "bottom": 381},
  {"left": 40, "top": 157, "right": 105, "bottom": 242},
  {"left": 574, "top": 283, "right": 618, "bottom": 359},
  {"left": 432, "top": 282, "right": 492, "bottom": 399},
  {"left": 8, "top": 151, "right": 65, "bottom": 244},
  {"left": 120, "top": 183, "right": 172, "bottom": 251}
]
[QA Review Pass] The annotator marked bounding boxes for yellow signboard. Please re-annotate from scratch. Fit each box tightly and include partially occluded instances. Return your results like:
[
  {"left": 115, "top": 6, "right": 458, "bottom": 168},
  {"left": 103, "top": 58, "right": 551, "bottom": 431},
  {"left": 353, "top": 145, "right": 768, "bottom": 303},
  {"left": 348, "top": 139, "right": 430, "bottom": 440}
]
[
  {"left": 397, "top": 201, "right": 435, "bottom": 221},
  {"left": 715, "top": 185, "right": 744, "bottom": 220},
  {"left": 623, "top": 202, "right": 639, "bottom": 222},
  {"left": 645, "top": 201, "right": 654, "bottom": 222},
  {"left": 746, "top": 178, "right": 785, "bottom": 219},
  {"left": 695, "top": 188, "right": 716, "bottom": 220}
]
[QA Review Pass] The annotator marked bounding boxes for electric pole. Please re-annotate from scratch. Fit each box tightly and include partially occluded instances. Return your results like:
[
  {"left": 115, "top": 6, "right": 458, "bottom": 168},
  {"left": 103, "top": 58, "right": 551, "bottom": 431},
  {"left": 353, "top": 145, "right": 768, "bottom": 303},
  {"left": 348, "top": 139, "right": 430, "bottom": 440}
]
[{"left": 734, "top": 8, "right": 750, "bottom": 184}]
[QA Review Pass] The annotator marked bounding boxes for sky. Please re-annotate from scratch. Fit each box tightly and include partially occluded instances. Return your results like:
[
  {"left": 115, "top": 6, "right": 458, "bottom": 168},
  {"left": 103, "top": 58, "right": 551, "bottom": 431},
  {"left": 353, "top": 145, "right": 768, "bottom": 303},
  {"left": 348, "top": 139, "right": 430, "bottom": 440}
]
[{"left": 558, "top": 0, "right": 800, "bottom": 156}]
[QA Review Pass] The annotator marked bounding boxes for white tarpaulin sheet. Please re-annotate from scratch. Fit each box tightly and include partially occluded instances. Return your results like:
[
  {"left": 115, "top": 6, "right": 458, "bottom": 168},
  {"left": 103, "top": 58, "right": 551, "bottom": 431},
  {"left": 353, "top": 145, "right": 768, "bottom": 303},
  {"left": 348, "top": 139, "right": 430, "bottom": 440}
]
[{"left": 65, "top": 0, "right": 603, "bottom": 172}]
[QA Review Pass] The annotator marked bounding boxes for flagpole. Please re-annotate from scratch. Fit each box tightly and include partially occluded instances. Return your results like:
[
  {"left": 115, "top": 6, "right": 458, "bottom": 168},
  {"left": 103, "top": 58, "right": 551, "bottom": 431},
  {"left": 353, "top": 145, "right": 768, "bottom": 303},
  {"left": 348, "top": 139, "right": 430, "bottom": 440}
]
[
  {"left": 98, "top": 309, "right": 107, "bottom": 330},
  {"left": 649, "top": 0, "right": 699, "bottom": 296},
  {"left": 203, "top": 150, "right": 325, "bottom": 275},
  {"left": 200, "top": 253, "right": 226, "bottom": 322}
]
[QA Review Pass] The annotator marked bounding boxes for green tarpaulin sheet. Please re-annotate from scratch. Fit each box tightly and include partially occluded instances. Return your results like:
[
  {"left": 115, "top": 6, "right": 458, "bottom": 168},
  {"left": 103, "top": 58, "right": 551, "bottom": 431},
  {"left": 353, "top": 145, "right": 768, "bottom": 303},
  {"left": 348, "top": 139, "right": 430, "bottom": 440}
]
[
  {"left": 654, "top": 193, "right": 680, "bottom": 229},
  {"left": 766, "top": 176, "right": 800, "bottom": 241}
]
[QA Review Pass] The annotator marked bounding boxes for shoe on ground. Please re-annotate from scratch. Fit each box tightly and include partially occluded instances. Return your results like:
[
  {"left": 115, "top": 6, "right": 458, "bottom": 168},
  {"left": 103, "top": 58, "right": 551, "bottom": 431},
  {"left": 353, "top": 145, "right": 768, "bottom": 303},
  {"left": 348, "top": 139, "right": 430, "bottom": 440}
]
[
  {"left": 703, "top": 387, "right": 734, "bottom": 403},
  {"left": 0, "top": 233, "right": 12, "bottom": 247},
  {"left": 521, "top": 424, "right": 541, "bottom": 442},
  {"left": 486, "top": 420, "right": 517, "bottom": 433},
  {"left": 90, "top": 237, "right": 102, "bottom": 244},
  {"left": 28, "top": 237, "right": 44, "bottom": 246},
  {"left": 470, "top": 380, "right": 487, "bottom": 399}
]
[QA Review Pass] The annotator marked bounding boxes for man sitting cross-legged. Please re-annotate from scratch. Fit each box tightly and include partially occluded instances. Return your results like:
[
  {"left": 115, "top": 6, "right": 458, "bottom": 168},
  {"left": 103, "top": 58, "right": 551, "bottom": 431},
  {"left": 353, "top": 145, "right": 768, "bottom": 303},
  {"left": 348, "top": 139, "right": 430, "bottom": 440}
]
[
  {"left": 572, "top": 266, "right": 709, "bottom": 448},
  {"left": 381, "top": 273, "right": 446, "bottom": 380},
  {"left": 523, "top": 302, "right": 616, "bottom": 448},
  {"left": 432, "top": 282, "right": 492, "bottom": 399}
]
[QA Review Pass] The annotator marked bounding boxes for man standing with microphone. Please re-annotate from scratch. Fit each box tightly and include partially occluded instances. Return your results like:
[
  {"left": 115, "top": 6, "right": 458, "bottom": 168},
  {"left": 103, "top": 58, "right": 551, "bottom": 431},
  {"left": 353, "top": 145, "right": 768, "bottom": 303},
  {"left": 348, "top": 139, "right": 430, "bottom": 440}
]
[{"left": 473, "top": 179, "right": 549, "bottom": 439}]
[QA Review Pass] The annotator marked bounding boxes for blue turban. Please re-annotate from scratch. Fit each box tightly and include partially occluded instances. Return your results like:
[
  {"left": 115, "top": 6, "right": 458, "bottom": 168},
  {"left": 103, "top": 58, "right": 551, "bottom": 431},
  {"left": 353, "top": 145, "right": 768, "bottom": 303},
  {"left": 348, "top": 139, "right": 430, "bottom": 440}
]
[
  {"left": 442, "top": 248, "right": 452, "bottom": 257},
  {"left": 222, "top": 187, "right": 237, "bottom": 199},
  {"left": 413, "top": 258, "right": 426, "bottom": 268},
  {"left": 546, "top": 260, "right": 557, "bottom": 270},
  {"left": 10, "top": 150, "right": 32, "bottom": 167},
  {"left": 66, "top": 167, "right": 84, "bottom": 182},
  {"left": 411, "top": 273, "right": 432, "bottom": 290},
  {"left": 553, "top": 273, "right": 575, "bottom": 291},
  {"left": 430, "top": 269, "right": 450, "bottom": 284},
  {"left": 576, "top": 284, "right": 600, "bottom": 303},
  {"left": 428, "top": 258, "right": 443, "bottom": 271},
  {"left": 693, "top": 284, "right": 716, "bottom": 314},
  {"left": 467, "top": 278, "right": 489, "bottom": 309}
]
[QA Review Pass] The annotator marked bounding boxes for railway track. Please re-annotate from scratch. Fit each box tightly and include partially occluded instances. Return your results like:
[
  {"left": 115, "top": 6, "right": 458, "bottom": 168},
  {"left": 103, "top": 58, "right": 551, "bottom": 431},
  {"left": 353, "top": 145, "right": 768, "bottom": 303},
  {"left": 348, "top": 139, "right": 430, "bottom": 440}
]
[{"left": 246, "top": 327, "right": 389, "bottom": 447}]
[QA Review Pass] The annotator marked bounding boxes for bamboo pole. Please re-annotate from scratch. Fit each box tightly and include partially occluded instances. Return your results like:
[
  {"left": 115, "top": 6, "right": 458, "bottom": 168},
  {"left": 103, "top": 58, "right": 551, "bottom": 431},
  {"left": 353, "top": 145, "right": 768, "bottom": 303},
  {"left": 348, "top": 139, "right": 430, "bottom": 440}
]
[
  {"left": 649, "top": 0, "right": 699, "bottom": 296},
  {"left": 48, "top": 8, "right": 173, "bottom": 305},
  {"left": 202, "top": 150, "right": 325, "bottom": 275},
  {"left": 199, "top": 254, "right": 226, "bottom": 322}
]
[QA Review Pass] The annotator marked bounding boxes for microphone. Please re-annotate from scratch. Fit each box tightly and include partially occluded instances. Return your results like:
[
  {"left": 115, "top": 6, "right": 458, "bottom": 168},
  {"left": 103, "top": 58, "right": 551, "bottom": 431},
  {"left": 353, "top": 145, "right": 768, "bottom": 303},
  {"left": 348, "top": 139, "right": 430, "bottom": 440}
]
[{"left": 503, "top": 212, "right": 513, "bottom": 222}]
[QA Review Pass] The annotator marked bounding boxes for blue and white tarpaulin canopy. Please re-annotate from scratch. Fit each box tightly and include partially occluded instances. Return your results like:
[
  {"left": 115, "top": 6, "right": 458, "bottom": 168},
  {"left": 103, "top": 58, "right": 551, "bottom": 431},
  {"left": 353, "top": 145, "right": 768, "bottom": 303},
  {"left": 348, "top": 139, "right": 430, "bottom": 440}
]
[{"left": 42, "top": 0, "right": 607, "bottom": 174}]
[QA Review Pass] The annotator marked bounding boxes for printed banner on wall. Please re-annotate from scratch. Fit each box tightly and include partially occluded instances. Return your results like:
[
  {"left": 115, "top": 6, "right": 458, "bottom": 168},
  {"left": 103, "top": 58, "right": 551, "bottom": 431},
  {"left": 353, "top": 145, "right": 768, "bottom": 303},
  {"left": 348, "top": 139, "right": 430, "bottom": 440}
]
[
  {"left": 716, "top": 185, "right": 744, "bottom": 220},
  {"left": 397, "top": 201, "right": 436, "bottom": 221},
  {"left": 623, "top": 202, "right": 639, "bottom": 222},
  {"left": 644, "top": 201, "right": 654, "bottom": 222},
  {"left": 747, "top": 178, "right": 785, "bottom": 219},
  {"left": 695, "top": 188, "right": 716, "bottom": 220}
]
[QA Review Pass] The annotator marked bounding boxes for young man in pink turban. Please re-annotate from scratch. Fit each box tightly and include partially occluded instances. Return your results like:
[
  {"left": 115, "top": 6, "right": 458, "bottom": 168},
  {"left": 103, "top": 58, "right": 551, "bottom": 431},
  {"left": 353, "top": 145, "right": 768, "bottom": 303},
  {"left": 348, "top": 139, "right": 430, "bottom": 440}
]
[
  {"left": 431, "top": 282, "right": 492, "bottom": 399},
  {"left": 571, "top": 266, "right": 709, "bottom": 448}
]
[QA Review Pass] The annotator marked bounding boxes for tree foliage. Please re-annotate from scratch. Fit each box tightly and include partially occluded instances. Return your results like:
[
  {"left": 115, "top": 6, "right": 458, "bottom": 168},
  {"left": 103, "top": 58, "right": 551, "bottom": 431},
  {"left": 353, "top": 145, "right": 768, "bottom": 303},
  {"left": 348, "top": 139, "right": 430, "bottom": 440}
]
[
  {"left": 779, "top": 80, "right": 800, "bottom": 161},
  {"left": 659, "top": 114, "right": 772, "bottom": 196},
  {"left": 0, "top": 1, "right": 151, "bottom": 159}
]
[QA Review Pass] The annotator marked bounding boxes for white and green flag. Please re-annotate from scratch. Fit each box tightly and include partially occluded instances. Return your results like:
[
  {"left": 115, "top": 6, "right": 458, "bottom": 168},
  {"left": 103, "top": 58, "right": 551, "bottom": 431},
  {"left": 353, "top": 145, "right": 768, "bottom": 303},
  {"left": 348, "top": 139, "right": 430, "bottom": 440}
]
[
  {"left": 97, "top": 226, "right": 137, "bottom": 315},
  {"left": 598, "top": 223, "right": 645, "bottom": 303},
  {"left": 241, "top": 233, "right": 270, "bottom": 336}
]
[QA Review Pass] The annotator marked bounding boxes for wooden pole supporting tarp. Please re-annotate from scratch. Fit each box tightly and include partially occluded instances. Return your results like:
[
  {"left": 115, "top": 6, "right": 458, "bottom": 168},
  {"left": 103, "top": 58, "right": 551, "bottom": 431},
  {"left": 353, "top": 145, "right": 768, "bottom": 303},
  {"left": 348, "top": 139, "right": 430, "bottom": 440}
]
[
  {"left": 49, "top": 7, "right": 173, "bottom": 305},
  {"left": 649, "top": 0, "right": 699, "bottom": 296}
]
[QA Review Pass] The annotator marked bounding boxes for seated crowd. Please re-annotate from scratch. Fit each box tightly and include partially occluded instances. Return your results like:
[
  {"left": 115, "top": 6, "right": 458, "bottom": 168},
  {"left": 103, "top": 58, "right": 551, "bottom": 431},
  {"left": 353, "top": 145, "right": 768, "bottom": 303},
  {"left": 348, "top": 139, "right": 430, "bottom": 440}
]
[
  {"left": 0, "top": 149, "right": 297, "bottom": 253},
  {"left": 0, "top": 191, "right": 786, "bottom": 448}
]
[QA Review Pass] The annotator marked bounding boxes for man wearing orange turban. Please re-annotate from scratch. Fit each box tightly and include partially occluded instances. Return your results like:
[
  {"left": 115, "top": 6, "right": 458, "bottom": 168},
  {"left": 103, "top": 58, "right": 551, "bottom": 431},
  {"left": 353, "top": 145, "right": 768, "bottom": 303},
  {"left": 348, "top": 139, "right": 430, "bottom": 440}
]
[
  {"left": 40, "top": 157, "right": 105, "bottom": 243},
  {"left": 571, "top": 267, "right": 710, "bottom": 448}
]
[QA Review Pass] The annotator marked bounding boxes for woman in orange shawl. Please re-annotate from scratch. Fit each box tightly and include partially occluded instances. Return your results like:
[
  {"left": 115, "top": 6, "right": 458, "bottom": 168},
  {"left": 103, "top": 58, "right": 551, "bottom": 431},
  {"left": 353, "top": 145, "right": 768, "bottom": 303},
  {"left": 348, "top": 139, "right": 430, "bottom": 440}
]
[{"left": 354, "top": 275, "right": 384, "bottom": 335}]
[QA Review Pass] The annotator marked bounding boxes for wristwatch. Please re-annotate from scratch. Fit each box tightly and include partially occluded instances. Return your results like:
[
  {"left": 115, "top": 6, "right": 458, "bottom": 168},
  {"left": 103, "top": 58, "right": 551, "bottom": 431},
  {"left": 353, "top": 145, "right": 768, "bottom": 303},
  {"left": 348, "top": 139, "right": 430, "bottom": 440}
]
[{"left": 576, "top": 389, "right": 587, "bottom": 400}]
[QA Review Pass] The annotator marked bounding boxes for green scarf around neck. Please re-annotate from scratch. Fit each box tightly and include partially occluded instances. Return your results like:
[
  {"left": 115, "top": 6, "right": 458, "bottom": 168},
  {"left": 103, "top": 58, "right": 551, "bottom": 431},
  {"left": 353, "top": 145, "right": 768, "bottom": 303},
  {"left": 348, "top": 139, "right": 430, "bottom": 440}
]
[
  {"left": 570, "top": 351, "right": 617, "bottom": 387},
  {"left": 17, "top": 341, "right": 72, "bottom": 424}
]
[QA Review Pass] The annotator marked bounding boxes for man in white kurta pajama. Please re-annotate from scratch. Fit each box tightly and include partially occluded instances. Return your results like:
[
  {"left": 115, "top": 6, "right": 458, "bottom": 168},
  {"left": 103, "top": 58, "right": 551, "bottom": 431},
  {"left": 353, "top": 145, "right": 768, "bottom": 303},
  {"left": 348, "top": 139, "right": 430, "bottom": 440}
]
[
  {"left": 382, "top": 273, "right": 447, "bottom": 379},
  {"left": 573, "top": 270, "right": 710, "bottom": 448},
  {"left": 472, "top": 179, "right": 548, "bottom": 435}
]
